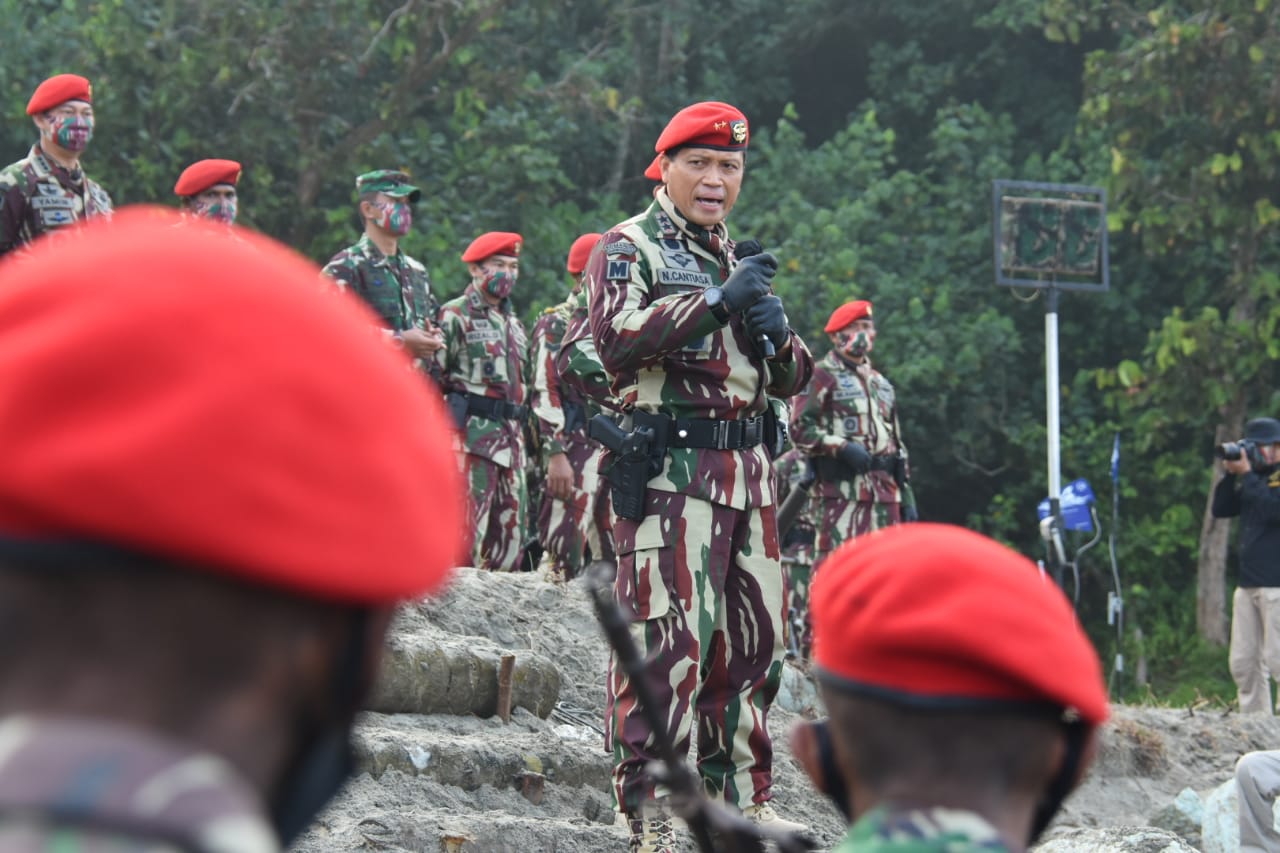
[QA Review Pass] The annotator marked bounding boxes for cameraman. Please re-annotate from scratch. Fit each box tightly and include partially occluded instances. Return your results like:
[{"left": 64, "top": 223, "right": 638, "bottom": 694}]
[{"left": 1212, "top": 417, "right": 1280, "bottom": 714}]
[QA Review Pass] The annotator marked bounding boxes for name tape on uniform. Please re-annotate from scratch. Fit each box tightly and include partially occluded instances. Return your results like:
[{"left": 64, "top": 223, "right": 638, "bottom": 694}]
[{"left": 656, "top": 268, "right": 714, "bottom": 288}]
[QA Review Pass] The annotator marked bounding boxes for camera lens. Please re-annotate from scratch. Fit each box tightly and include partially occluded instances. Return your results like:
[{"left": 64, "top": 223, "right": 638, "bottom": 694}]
[{"left": 1217, "top": 442, "right": 1243, "bottom": 461}]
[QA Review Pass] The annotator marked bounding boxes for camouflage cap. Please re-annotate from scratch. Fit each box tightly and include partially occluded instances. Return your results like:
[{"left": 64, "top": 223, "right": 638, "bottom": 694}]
[{"left": 355, "top": 170, "right": 421, "bottom": 203}]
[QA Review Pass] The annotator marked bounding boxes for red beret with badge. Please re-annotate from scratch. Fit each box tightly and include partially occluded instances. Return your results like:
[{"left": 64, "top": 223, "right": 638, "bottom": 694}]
[
  {"left": 824, "top": 300, "right": 873, "bottom": 333},
  {"left": 654, "top": 101, "right": 749, "bottom": 154},
  {"left": 0, "top": 207, "right": 465, "bottom": 604},
  {"left": 810, "top": 523, "right": 1109, "bottom": 726},
  {"left": 173, "top": 159, "right": 242, "bottom": 197},
  {"left": 26, "top": 74, "right": 92, "bottom": 116},
  {"left": 567, "top": 232, "right": 602, "bottom": 275},
  {"left": 461, "top": 231, "right": 523, "bottom": 263}
]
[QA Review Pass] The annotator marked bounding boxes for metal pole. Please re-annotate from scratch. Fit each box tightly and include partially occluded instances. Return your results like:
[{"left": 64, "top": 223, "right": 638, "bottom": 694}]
[{"left": 1045, "top": 286, "right": 1062, "bottom": 503}]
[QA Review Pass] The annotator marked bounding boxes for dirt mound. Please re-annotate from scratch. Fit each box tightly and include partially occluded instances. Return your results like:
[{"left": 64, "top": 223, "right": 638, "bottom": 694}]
[{"left": 290, "top": 569, "right": 1280, "bottom": 852}]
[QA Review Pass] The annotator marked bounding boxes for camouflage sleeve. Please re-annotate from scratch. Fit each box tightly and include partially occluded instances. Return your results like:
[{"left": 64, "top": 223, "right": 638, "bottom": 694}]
[
  {"left": 0, "top": 182, "right": 26, "bottom": 256},
  {"left": 556, "top": 310, "right": 615, "bottom": 408},
  {"left": 793, "top": 367, "right": 842, "bottom": 457},
  {"left": 585, "top": 232, "right": 723, "bottom": 375},
  {"left": 765, "top": 330, "right": 814, "bottom": 398},
  {"left": 320, "top": 253, "right": 355, "bottom": 293},
  {"left": 434, "top": 306, "right": 463, "bottom": 392},
  {"left": 528, "top": 315, "right": 566, "bottom": 459}
]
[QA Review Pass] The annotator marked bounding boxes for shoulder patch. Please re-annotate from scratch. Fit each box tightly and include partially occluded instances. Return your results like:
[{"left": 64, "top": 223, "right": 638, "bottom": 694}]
[
  {"left": 606, "top": 259, "right": 632, "bottom": 281},
  {"left": 604, "top": 239, "right": 636, "bottom": 256}
]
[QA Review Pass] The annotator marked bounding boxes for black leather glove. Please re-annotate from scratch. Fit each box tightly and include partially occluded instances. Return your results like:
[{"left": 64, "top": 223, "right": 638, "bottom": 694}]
[
  {"left": 719, "top": 253, "right": 777, "bottom": 312},
  {"left": 837, "top": 441, "right": 871, "bottom": 475},
  {"left": 901, "top": 504, "right": 919, "bottom": 523},
  {"left": 743, "top": 294, "right": 789, "bottom": 350}
]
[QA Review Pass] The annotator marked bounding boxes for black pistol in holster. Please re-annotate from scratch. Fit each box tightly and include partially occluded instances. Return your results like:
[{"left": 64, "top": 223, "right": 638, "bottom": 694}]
[{"left": 588, "top": 414, "right": 657, "bottom": 521}]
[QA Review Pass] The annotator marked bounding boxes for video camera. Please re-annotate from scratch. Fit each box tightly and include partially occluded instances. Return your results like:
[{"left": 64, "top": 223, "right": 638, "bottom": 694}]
[{"left": 1216, "top": 438, "right": 1267, "bottom": 471}]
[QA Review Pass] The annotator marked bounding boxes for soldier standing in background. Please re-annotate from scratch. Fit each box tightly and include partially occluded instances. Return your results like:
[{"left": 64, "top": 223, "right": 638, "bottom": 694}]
[
  {"left": 0, "top": 74, "right": 112, "bottom": 256},
  {"left": 583, "top": 101, "right": 813, "bottom": 850},
  {"left": 793, "top": 299, "right": 916, "bottom": 575},
  {"left": 322, "top": 170, "right": 443, "bottom": 384},
  {"left": 437, "top": 232, "right": 530, "bottom": 572},
  {"left": 174, "top": 158, "right": 242, "bottom": 225},
  {"left": 529, "top": 232, "right": 612, "bottom": 582},
  {"left": 773, "top": 445, "right": 817, "bottom": 659},
  {"left": 0, "top": 210, "right": 464, "bottom": 851}
]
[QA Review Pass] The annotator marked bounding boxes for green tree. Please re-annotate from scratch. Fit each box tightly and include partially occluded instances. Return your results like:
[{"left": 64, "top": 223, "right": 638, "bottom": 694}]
[{"left": 1083, "top": 0, "right": 1280, "bottom": 644}]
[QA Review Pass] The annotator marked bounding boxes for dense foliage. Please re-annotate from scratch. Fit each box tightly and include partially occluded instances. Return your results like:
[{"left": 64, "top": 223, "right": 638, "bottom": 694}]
[{"left": 4, "top": 0, "right": 1273, "bottom": 703}]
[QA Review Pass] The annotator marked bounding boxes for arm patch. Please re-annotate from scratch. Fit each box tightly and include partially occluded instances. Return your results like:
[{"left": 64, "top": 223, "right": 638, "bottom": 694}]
[{"left": 606, "top": 259, "right": 631, "bottom": 281}]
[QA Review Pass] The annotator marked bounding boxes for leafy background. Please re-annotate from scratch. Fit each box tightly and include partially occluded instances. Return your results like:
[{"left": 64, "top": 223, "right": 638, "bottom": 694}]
[{"left": 7, "top": 0, "right": 1280, "bottom": 703}]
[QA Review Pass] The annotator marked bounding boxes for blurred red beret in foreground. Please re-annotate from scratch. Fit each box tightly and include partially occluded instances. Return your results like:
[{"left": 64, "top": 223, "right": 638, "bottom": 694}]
[
  {"left": 811, "top": 523, "right": 1109, "bottom": 726},
  {"left": 0, "top": 208, "right": 464, "bottom": 603}
]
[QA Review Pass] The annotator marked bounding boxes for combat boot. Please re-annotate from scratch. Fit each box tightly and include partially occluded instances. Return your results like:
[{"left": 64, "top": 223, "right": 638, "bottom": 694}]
[
  {"left": 742, "top": 801, "right": 808, "bottom": 837},
  {"left": 625, "top": 813, "right": 676, "bottom": 853}
]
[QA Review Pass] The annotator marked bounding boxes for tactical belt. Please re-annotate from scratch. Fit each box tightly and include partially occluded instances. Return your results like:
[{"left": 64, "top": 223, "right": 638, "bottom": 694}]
[
  {"left": 631, "top": 410, "right": 766, "bottom": 451},
  {"left": 463, "top": 391, "right": 528, "bottom": 422}
]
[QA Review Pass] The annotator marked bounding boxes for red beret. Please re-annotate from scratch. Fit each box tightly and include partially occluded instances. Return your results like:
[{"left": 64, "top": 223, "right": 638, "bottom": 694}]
[
  {"left": 461, "top": 231, "right": 522, "bottom": 263},
  {"left": 644, "top": 154, "right": 664, "bottom": 182},
  {"left": 0, "top": 207, "right": 465, "bottom": 604},
  {"left": 811, "top": 524, "right": 1108, "bottom": 726},
  {"left": 824, "top": 300, "right": 873, "bottom": 333},
  {"left": 567, "top": 232, "right": 602, "bottom": 275},
  {"left": 654, "top": 101, "right": 749, "bottom": 153},
  {"left": 26, "top": 74, "right": 92, "bottom": 116},
  {"left": 174, "top": 159, "right": 242, "bottom": 197}
]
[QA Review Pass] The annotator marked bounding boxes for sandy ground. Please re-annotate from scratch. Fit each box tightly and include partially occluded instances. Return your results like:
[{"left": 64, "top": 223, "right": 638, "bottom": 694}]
[{"left": 290, "top": 569, "right": 1280, "bottom": 852}]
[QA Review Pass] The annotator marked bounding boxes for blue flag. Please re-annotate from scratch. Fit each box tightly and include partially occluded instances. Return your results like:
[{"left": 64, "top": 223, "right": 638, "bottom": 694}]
[{"left": 1110, "top": 433, "right": 1120, "bottom": 484}]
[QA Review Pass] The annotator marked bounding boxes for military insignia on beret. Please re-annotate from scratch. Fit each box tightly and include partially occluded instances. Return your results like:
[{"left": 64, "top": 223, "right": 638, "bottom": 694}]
[
  {"left": 730, "top": 121, "right": 747, "bottom": 144},
  {"left": 87, "top": 83, "right": 93, "bottom": 99}
]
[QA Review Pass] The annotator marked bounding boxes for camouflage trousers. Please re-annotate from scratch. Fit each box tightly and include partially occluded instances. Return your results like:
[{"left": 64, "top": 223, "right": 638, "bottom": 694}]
[
  {"left": 464, "top": 453, "right": 527, "bottom": 572},
  {"left": 606, "top": 490, "right": 786, "bottom": 814},
  {"left": 810, "top": 495, "right": 902, "bottom": 566},
  {"left": 537, "top": 435, "right": 614, "bottom": 579}
]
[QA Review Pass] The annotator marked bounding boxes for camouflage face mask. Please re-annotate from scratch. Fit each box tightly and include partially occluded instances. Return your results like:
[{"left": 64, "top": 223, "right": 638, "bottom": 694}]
[
  {"left": 374, "top": 201, "right": 412, "bottom": 236},
  {"left": 50, "top": 114, "right": 93, "bottom": 152},
  {"left": 839, "top": 330, "right": 871, "bottom": 359},
  {"left": 481, "top": 269, "right": 514, "bottom": 300},
  {"left": 195, "top": 199, "right": 237, "bottom": 226}
]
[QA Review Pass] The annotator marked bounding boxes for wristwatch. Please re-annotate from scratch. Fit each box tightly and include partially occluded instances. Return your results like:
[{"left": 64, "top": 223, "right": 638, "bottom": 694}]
[{"left": 703, "top": 286, "right": 730, "bottom": 323}]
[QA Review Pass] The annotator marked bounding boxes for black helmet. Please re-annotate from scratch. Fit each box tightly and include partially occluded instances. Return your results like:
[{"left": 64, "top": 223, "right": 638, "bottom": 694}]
[{"left": 1244, "top": 417, "right": 1280, "bottom": 444}]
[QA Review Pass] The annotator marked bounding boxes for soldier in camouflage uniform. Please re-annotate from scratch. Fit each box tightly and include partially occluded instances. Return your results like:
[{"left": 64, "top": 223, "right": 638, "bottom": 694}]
[
  {"left": 529, "top": 232, "right": 614, "bottom": 581},
  {"left": 577, "top": 101, "right": 813, "bottom": 850},
  {"left": 793, "top": 299, "right": 917, "bottom": 573},
  {"left": 175, "top": 158, "right": 242, "bottom": 225},
  {"left": 0, "top": 210, "right": 463, "bottom": 851},
  {"left": 0, "top": 74, "right": 112, "bottom": 256},
  {"left": 773, "top": 445, "right": 816, "bottom": 659},
  {"left": 436, "top": 231, "right": 530, "bottom": 572},
  {"left": 322, "top": 170, "right": 443, "bottom": 384},
  {"left": 794, "top": 524, "right": 1109, "bottom": 852}
]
